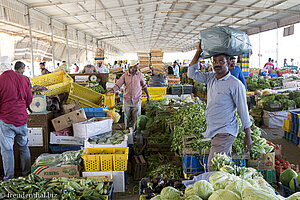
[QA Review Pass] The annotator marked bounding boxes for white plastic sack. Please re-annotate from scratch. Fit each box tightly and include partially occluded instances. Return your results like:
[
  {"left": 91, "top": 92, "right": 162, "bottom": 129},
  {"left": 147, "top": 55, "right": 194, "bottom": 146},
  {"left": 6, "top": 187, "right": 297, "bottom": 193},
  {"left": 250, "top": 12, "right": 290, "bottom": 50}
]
[{"left": 200, "top": 26, "right": 252, "bottom": 59}]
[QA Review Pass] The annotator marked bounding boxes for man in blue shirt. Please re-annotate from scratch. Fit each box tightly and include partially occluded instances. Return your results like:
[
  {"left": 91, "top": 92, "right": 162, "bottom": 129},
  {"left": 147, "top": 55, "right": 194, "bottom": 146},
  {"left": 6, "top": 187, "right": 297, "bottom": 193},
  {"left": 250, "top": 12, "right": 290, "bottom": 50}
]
[
  {"left": 229, "top": 57, "right": 247, "bottom": 89},
  {"left": 187, "top": 42, "right": 252, "bottom": 171}
]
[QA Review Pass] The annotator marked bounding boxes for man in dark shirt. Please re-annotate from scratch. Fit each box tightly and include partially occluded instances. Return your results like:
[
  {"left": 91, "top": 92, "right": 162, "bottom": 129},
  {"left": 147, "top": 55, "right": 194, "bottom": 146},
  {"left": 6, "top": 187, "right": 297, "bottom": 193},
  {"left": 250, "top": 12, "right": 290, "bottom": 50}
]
[
  {"left": 15, "top": 61, "right": 32, "bottom": 88},
  {"left": 0, "top": 57, "right": 33, "bottom": 181},
  {"left": 40, "top": 62, "right": 50, "bottom": 75}
]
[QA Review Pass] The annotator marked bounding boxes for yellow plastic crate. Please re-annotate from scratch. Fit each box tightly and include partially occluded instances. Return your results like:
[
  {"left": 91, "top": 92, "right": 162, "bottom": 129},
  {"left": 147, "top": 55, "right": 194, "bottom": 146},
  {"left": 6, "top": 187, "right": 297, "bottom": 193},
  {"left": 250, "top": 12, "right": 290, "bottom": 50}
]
[
  {"left": 282, "top": 119, "right": 292, "bottom": 132},
  {"left": 67, "top": 83, "right": 105, "bottom": 108},
  {"left": 82, "top": 147, "right": 129, "bottom": 172},
  {"left": 43, "top": 82, "right": 71, "bottom": 97},
  {"left": 104, "top": 94, "right": 115, "bottom": 108},
  {"left": 142, "top": 95, "right": 163, "bottom": 106},
  {"left": 31, "top": 71, "right": 73, "bottom": 87},
  {"left": 146, "top": 87, "right": 167, "bottom": 95}
]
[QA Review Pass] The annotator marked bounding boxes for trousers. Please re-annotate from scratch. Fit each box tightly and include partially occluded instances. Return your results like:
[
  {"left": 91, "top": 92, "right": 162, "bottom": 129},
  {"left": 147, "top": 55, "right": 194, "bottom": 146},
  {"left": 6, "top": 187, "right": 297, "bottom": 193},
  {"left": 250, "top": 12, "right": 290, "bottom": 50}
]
[
  {"left": 207, "top": 133, "right": 236, "bottom": 171},
  {"left": 0, "top": 119, "right": 31, "bottom": 181},
  {"left": 123, "top": 101, "right": 142, "bottom": 132}
]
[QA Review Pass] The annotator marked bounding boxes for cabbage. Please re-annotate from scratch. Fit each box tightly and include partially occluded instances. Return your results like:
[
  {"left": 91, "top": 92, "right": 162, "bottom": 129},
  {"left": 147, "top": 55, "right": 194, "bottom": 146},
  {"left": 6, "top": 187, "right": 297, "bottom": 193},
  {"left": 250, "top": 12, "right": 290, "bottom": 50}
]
[
  {"left": 185, "top": 186, "right": 196, "bottom": 197},
  {"left": 280, "top": 168, "right": 298, "bottom": 186},
  {"left": 253, "top": 177, "right": 276, "bottom": 194},
  {"left": 193, "top": 180, "right": 214, "bottom": 199},
  {"left": 220, "top": 165, "right": 234, "bottom": 174},
  {"left": 208, "top": 189, "right": 241, "bottom": 200},
  {"left": 185, "top": 195, "right": 203, "bottom": 200},
  {"left": 245, "top": 178, "right": 258, "bottom": 187},
  {"left": 224, "top": 180, "right": 252, "bottom": 196},
  {"left": 241, "top": 187, "right": 282, "bottom": 200},
  {"left": 209, "top": 172, "right": 240, "bottom": 191},
  {"left": 151, "top": 195, "right": 161, "bottom": 200},
  {"left": 286, "top": 192, "right": 300, "bottom": 200},
  {"left": 160, "top": 186, "right": 181, "bottom": 200}
]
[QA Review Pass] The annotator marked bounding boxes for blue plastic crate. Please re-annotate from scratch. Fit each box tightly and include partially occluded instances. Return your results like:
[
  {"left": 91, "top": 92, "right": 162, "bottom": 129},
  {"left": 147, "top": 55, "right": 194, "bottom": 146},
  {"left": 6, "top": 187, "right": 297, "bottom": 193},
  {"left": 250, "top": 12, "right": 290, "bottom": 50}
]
[
  {"left": 279, "top": 182, "right": 295, "bottom": 197},
  {"left": 290, "top": 111, "right": 300, "bottom": 133},
  {"left": 232, "top": 159, "right": 247, "bottom": 167},
  {"left": 182, "top": 155, "right": 208, "bottom": 174},
  {"left": 83, "top": 107, "right": 108, "bottom": 118},
  {"left": 289, "top": 132, "right": 299, "bottom": 146},
  {"left": 49, "top": 145, "right": 82, "bottom": 154}
]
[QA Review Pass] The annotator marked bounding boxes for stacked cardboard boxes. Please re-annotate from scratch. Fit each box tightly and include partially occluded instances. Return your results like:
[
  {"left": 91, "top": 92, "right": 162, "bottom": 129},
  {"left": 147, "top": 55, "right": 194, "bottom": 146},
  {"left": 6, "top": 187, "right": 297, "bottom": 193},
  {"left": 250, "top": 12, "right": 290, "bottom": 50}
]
[
  {"left": 150, "top": 50, "right": 165, "bottom": 75},
  {"left": 138, "top": 52, "right": 151, "bottom": 74}
]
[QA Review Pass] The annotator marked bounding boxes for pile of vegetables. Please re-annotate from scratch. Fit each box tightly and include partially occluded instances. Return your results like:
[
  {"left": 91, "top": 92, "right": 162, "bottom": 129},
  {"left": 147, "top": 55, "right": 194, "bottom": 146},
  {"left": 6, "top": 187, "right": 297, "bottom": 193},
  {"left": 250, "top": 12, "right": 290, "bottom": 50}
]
[
  {"left": 0, "top": 174, "right": 112, "bottom": 199},
  {"left": 87, "top": 130, "right": 129, "bottom": 145},
  {"left": 145, "top": 154, "right": 182, "bottom": 179},
  {"left": 140, "top": 177, "right": 185, "bottom": 199},
  {"left": 35, "top": 150, "right": 82, "bottom": 166},
  {"left": 247, "top": 75, "right": 271, "bottom": 91},
  {"left": 258, "top": 93, "right": 296, "bottom": 111},
  {"left": 275, "top": 155, "right": 297, "bottom": 173},
  {"left": 269, "top": 78, "right": 283, "bottom": 88},
  {"left": 86, "top": 83, "right": 107, "bottom": 94},
  {"left": 171, "top": 98, "right": 209, "bottom": 155}
]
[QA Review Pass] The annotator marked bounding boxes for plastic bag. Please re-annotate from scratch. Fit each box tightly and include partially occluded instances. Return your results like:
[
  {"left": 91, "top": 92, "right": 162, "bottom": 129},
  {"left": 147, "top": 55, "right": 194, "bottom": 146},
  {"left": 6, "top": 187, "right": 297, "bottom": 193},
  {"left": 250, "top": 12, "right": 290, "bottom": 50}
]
[
  {"left": 107, "top": 109, "right": 121, "bottom": 123},
  {"left": 35, "top": 150, "right": 83, "bottom": 166},
  {"left": 200, "top": 26, "right": 252, "bottom": 59},
  {"left": 149, "top": 73, "right": 167, "bottom": 87}
]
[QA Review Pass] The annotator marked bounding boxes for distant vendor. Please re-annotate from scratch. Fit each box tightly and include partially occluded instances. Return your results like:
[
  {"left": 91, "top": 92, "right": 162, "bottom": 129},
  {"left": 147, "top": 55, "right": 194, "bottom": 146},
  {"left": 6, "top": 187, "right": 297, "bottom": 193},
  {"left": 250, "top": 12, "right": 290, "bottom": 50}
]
[
  {"left": 107, "top": 64, "right": 150, "bottom": 133},
  {"left": 229, "top": 57, "right": 247, "bottom": 89}
]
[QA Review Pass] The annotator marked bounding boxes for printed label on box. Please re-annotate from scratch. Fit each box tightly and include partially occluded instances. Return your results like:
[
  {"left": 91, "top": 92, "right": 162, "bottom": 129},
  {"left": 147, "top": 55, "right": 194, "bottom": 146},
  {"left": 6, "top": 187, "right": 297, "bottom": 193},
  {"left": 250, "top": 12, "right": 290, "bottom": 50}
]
[{"left": 28, "top": 128, "right": 43, "bottom": 146}]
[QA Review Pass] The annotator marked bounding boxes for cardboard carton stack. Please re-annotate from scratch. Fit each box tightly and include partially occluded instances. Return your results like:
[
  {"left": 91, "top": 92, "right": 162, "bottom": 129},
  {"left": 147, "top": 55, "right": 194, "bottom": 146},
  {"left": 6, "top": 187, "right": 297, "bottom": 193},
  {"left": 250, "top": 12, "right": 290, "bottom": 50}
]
[
  {"left": 138, "top": 52, "right": 151, "bottom": 74},
  {"left": 150, "top": 50, "right": 165, "bottom": 75}
]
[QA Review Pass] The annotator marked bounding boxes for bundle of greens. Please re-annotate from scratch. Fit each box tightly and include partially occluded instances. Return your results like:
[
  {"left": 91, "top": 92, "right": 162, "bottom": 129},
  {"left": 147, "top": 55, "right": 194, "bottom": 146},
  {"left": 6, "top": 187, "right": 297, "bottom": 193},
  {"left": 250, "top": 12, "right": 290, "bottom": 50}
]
[
  {"left": 86, "top": 84, "right": 107, "bottom": 94},
  {"left": 269, "top": 78, "right": 283, "bottom": 88},
  {"left": 247, "top": 75, "right": 271, "bottom": 91},
  {"left": 171, "top": 98, "right": 209, "bottom": 155}
]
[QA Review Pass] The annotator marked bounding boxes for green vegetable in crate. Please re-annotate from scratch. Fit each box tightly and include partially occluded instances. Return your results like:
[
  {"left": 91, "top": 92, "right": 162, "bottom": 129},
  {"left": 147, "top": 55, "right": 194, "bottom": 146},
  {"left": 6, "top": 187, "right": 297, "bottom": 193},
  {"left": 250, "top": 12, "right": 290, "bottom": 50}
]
[
  {"left": 160, "top": 186, "right": 181, "bottom": 200},
  {"left": 36, "top": 150, "right": 83, "bottom": 166},
  {"left": 137, "top": 115, "right": 149, "bottom": 130},
  {"left": 286, "top": 192, "right": 300, "bottom": 200},
  {"left": 294, "top": 97, "right": 300, "bottom": 106},
  {"left": 210, "top": 153, "right": 234, "bottom": 171},
  {"left": 224, "top": 180, "right": 251, "bottom": 197},
  {"left": 280, "top": 167, "right": 298, "bottom": 186},
  {"left": 193, "top": 180, "right": 214, "bottom": 199},
  {"left": 208, "top": 189, "right": 241, "bottom": 200}
]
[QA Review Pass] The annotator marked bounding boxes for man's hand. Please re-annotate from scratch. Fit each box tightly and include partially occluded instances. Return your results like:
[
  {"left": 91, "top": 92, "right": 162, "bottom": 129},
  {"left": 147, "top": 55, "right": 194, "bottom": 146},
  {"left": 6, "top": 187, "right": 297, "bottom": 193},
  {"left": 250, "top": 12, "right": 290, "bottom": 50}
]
[
  {"left": 197, "top": 40, "right": 203, "bottom": 53},
  {"left": 243, "top": 128, "right": 253, "bottom": 152}
]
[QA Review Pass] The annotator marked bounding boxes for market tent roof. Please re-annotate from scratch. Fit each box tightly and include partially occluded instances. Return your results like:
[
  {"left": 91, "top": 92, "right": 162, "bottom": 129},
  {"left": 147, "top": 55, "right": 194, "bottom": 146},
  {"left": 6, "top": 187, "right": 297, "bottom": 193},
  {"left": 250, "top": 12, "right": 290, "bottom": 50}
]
[{"left": 2, "top": 0, "right": 300, "bottom": 53}]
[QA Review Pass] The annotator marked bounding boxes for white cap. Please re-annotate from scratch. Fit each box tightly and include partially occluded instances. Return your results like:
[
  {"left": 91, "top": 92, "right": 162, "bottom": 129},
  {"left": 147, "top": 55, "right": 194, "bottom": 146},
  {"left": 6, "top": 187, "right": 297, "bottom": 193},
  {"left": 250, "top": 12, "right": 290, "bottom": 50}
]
[{"left": 0, "top": 56, "right": 11, "bottom": 73}]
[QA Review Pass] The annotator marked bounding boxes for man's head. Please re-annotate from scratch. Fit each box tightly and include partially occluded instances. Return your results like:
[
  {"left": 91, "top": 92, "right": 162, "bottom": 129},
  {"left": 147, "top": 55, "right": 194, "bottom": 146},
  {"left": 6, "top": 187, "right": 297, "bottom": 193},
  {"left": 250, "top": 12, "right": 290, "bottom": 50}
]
[
  {"left": 114, "top": 61, "right": 117, "bottom": 65},
  {"left": 268, "top": 58, "right": 272, "bottom": 62},
  {"left": 0, "top": 56, "right": 11, "bottom": 73},
  {"left": 291, "top": 58, "right": 294, "bottom": 62},
  {"left": 62, "top": 61, "right": 66, "bottom": 65},
  {"left": 173, "top": 61, "right": 177, "bottom": 67},
  {"left": 15, "top": 61, "right": 25, "bottom": 74},
  {"left": 130, "top": 64, "right": 139, "bottom": 74},
  {"left": 212, "top": 54, "right": 230, "bottom": 76},
  {"left": 40, "top": 62, "right": 45, "bottom": 69},
  {"left": 229, "top": 56, "right": 236, "bottom": 70},
  {"left": 96, "top": 60, "right": 103, "bottom": 67}
]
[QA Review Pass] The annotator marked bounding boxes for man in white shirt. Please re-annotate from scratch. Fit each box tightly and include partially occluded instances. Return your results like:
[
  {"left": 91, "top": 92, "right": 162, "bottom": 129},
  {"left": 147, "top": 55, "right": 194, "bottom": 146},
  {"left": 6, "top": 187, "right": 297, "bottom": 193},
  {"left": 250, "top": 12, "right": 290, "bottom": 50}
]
[
  {"left": 113, "top": 61, "right": 119, "bottom": 69},
  {"left": 96, "top": 60, "right": 109, "bottom": 73}
]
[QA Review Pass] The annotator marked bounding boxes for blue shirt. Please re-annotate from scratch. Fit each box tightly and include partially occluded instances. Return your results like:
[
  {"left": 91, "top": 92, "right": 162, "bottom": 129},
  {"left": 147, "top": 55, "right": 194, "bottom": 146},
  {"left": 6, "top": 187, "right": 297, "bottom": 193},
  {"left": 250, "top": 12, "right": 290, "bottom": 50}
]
[
  {"left": 229, "top": 66, "right": 247, "bottom": 90},
  {"left": 187, "top": 63, "right": 251, "bottom": 139}
]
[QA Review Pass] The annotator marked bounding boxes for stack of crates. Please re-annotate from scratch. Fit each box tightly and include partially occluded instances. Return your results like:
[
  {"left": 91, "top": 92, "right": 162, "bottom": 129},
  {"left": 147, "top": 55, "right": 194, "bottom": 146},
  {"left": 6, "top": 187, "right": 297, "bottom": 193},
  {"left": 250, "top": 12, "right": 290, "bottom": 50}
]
[
  {"left": 289, "top": 111, "right": 300, "bottom": 147},
  {"left": 258, "top": 169, "right": 277, "bottom": 186},
  {"left": 182, "top": 155, "right": 208, "bottom": 178}
]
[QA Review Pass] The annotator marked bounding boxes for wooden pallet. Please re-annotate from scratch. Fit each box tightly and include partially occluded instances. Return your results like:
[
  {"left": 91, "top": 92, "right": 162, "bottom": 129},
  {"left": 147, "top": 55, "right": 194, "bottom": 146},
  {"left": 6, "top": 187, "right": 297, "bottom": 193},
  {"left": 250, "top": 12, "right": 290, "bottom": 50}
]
[{"left": 132, "top": 155, "right": 147, "bottom": 181}]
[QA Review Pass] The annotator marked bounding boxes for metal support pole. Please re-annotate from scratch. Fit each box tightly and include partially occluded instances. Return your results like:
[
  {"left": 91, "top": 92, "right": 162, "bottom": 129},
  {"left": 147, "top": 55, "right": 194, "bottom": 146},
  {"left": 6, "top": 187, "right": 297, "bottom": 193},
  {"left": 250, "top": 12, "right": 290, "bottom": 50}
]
[
  {"left": 76, "top": 30, "right": 80, "bottom": 67},
  {"left": 65, "top": 25, "right": 70, "bottom": 71},
  {"left": 85, "top": 34, "right": 88, "bottom": 62},
  {"left": 92, "top": 38, "right": 95, "bottom": 60},
  {"left": 259, "top": 32, "right": 261, "bottom": 68},
  {"left": 50, "top": 18, "right": 55, "bottom": 70},
  {"left": 276, "top": 24, "right": 279, "bottom": 69},
  {"left": 27, "top": 7, "right": 35, "bottom": 76}
]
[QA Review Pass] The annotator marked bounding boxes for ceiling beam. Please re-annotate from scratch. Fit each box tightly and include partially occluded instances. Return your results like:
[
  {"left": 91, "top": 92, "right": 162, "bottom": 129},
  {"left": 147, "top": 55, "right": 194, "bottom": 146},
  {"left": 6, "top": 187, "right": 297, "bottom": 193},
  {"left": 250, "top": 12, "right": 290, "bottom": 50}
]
[
  {"left": 28, "top": 1, "right": 85, "bottom": 8},
  {"left": 167, "top": 0, "right": 300, "bottom": 14}
]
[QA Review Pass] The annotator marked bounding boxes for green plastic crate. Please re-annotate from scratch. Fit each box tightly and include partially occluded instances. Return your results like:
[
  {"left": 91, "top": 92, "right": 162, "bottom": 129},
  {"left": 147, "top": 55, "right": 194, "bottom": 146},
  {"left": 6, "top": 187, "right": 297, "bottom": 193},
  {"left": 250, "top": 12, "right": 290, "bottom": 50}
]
[
  {"left": 259, "top": 169, "right": 277, "bottom": 186},
  {"left": 283, "top": 131, "right": 290, "bottom": 141}
]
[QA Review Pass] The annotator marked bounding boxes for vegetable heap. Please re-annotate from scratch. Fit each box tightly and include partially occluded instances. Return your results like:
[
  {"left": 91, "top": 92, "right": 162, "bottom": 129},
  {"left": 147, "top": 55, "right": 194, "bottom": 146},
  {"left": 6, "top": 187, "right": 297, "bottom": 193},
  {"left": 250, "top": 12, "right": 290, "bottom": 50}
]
[
  {"left": 258, "top": 93, "right": 296, "bottom": 111},
  {"left": 247, "top": 75, "right": 270, "bottom": 91},
  {"left": 35, "top": 150, "right": 82, "bottom": 166},
  {"left": 87, "top": 130, "right": 129, "bottom": 145},
  {"left": 0, "top": 174, "right": 112, "bottom": 200},
  {"left": 171, "top": 98, "right": 209, "bottom": 155},
  {"left": 86, "top": 84, "right": 107, "bottom": 94}
]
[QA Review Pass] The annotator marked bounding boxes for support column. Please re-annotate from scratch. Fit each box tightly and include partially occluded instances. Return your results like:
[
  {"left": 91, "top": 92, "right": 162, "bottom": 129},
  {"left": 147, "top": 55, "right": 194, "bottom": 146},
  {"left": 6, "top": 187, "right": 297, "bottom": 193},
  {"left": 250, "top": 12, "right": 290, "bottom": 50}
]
[
  {"left": 259, "top": 32, "right": 261, "bottom": 69},
  {"left": 276, "top": 22, "right": 279, "bottom": 69},
  {"left": 65, "top": 25, "right": 70, "bottom": 71},
  {"left": 76, "top": 30, "right": 80, "bottom": 67},
  {"left": 85, "top": 34, "right": 88, "bottom": 62},
  {"left": 27, "top": 7, "right": 34, "bottom": 76},
  {"left": 50, "top": 18, "right": 55, "bottom": 70}
]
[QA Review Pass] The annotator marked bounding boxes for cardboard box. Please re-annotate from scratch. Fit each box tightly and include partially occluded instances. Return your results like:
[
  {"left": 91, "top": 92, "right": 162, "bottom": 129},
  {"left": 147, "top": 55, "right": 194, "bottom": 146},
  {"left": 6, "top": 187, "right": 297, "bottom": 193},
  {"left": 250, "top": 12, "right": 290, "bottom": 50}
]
[
  {"left": 73, "top": 117, "right": 113, "bottom": 138},
  {"left": 50, "top": 132, "right": 84, "bottom": 145},
  {"left": 247, "top": 152, "right": 275, "bottom": 170},
  {"left": 32, "top": 165, "right": 79, "bottom": 179},
  {"left": 28, "top": 128, "right": 43, "bottom": 147},
  {"left": 52, "top": 109, "right": 87, "bottom": 132},
  {"left": 62, "top": 102, "right": 80, "bottom": 114}
]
